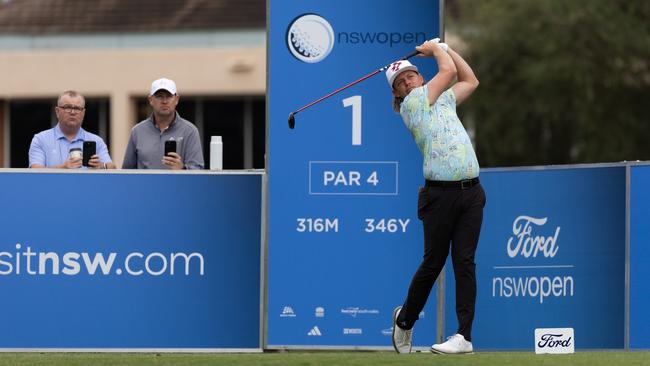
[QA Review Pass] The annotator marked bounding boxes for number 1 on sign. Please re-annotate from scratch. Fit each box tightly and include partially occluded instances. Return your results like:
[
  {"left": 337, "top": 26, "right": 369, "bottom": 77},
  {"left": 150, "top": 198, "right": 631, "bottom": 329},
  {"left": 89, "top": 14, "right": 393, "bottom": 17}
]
[{"left": 342, "top": 95, "right": 361, "bottom": 146}]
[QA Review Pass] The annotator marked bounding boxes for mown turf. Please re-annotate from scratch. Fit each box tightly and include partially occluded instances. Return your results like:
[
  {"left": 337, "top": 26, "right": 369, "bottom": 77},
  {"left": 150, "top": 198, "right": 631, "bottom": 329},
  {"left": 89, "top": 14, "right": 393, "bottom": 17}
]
[{"left": 0, "top": 351, "right": 648, "bottom": 366}]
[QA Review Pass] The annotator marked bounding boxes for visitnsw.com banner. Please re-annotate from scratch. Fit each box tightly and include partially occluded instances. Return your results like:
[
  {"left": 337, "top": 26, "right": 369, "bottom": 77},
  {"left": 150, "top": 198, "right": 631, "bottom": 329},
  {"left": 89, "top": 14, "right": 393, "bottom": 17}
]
[{"left": 0, "top": 172, "right": 262, "bottom": 349}]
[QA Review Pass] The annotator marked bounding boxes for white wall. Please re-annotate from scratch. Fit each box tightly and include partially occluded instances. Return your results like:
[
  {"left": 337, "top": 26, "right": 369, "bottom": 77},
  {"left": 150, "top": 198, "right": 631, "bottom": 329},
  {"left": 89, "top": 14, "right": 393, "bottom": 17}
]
[{"left": 0, "top": 45, "right": 266, "bottom": 166}]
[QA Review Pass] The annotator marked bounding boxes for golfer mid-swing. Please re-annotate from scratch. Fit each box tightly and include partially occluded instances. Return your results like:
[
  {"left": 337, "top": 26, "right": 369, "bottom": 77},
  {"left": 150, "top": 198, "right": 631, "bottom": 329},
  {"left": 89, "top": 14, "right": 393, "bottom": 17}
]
[{"left": 387, "top": 38, "right": 485, "bottom": 355}]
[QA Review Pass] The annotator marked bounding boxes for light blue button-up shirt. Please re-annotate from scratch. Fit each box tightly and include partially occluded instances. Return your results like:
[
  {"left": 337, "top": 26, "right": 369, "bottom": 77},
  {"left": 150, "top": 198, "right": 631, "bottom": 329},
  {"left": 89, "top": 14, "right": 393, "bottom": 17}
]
[
  {"left": 28, "top": 124, "right": 112, "bottom": 168},
  {"left": 400, "top": 87, "right": 479, "bottom": 181}
]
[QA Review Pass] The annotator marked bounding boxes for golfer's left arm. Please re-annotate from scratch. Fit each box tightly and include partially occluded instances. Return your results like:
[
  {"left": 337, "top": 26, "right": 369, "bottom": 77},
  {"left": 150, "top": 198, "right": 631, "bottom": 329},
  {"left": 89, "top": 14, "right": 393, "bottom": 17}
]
[{"left": 448, "top": 48, "right": 479, "bottom": 105}]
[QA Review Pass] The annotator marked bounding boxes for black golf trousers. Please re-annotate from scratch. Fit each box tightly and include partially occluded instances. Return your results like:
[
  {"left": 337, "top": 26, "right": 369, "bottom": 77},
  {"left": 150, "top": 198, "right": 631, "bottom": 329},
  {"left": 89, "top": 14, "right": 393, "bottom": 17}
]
[{"left": 396, "top": 182, "right": 486, "bottom": 342}]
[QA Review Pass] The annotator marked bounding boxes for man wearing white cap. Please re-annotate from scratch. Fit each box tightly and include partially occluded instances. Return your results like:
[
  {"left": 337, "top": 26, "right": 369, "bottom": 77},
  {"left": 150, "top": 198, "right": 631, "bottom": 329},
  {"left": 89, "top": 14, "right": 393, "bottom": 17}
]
[
  {"left": 387, "top": 40, "right": 485, "bottom": 355},
  {"left": 122, "top": 78, "right": 204, "bottom": 169}
]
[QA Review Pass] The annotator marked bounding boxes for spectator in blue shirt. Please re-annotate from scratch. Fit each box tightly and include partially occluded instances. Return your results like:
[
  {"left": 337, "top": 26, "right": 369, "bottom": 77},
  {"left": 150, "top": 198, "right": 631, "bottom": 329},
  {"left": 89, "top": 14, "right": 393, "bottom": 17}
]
[{"left": 28, "top": 90, "right": 115, "bottom": 169}]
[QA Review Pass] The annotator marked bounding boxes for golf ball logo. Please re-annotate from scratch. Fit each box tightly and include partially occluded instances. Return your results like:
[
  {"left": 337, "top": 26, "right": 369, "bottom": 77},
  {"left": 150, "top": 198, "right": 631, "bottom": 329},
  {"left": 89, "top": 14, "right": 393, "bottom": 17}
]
[{"left": 287, "top": 14, "right": 334, "bottom": 63}]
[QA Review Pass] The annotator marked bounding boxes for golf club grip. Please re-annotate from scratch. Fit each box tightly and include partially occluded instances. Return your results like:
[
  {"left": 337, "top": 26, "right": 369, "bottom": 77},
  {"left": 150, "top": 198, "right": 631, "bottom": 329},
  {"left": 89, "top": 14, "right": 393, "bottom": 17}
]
[{"left": 403, "top": 50, "right": 420, "bottom": 60}]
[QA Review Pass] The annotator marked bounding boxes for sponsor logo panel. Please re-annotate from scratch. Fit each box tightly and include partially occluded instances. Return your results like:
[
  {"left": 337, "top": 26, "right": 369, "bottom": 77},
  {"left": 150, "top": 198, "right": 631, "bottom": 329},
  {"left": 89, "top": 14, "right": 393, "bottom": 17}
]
[
  {"left": 492, "top": 215, "right": 574, "bottom": 304},
  {"left": 535, "top": 328, "right": 575, "bottom": 354},
  {"left": 315, "top": 306, "right": 325, "bottom": 318},
  {"left": 280, "top": 306, "right": 296, "bottom": 318},
  {"left": 343, "top": 328, "right": 362, "bottom": 335},
  {"left": 308, "top": 326, "right": 322, "bottom": 336},
  {"left": 340, "top": 307, "right": 379, "bottom": 317}
]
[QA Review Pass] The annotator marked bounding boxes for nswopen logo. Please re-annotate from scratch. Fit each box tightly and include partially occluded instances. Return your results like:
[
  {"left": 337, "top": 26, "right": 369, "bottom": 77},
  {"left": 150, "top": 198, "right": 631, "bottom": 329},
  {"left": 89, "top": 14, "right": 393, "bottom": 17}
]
[
  {"left": 287, "top": 14, "right": 335, "bottom": 63},
  {"left": 286, "top": 13, "right": 427, "bottom": 64}
]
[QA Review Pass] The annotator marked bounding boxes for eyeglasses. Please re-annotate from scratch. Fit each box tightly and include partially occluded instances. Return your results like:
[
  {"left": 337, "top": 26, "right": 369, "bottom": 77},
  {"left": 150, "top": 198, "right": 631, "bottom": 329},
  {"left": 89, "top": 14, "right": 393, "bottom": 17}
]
[
  {"left": 57, "top": 105, "right": 85, "bottom": 113},
  {"left": 153, "top": 94, "right": 176, "bottom": 101}
]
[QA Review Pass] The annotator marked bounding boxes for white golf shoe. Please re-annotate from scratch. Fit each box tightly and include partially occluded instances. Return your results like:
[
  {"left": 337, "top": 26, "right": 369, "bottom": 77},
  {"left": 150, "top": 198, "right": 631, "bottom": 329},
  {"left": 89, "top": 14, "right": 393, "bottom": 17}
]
[
  {"left": 431, "top": 333, "right": 473, "bottom": 354},
  {"left": 391, "top": 306, "right": 412, "bottom": 354}
]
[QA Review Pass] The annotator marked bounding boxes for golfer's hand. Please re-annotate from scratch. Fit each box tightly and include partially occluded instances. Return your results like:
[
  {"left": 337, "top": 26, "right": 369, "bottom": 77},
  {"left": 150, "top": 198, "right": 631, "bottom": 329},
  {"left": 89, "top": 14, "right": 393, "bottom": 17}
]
[
  {"left": 416, "top": 39, "right": 447, "bottom": 57},
  {"left": 162, "top": 152, "right": 184, "bottom": 170}
]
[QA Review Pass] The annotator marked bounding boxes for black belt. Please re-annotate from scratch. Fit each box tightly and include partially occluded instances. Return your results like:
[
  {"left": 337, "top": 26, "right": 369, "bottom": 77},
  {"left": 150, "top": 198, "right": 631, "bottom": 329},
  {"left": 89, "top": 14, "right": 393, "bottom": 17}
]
[{"left": 425, "top": 177, "right": 479, "bottom": 190}]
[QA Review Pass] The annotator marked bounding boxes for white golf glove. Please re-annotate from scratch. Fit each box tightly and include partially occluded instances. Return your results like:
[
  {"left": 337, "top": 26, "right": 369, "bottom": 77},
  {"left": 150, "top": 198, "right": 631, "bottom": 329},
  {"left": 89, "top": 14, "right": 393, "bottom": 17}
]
[{"left": 427, "top": 38, "right": 448, "bottom": 52}]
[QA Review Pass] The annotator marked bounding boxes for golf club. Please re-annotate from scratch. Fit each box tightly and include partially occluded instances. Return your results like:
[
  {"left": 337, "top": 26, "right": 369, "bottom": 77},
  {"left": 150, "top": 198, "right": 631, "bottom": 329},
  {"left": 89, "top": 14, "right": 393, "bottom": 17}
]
[{"left": 288, "top": 50, "right": 420, "bottom": 129}]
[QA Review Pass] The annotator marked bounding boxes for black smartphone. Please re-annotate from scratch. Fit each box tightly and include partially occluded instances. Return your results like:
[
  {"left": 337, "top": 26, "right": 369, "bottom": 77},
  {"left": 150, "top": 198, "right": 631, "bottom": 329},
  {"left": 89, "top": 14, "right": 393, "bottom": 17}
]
[
  {"left": 164, "top": 140, "right": 177, "bottom": 156},
  {"left": 82, "top": 141, "right": 96, "bottom": 167}
]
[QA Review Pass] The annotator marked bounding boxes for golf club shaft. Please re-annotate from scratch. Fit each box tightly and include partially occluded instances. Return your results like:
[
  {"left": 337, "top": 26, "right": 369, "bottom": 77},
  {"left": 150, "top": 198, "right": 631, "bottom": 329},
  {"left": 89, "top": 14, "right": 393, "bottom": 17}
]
[
  {"left": 291, "top": 50, "right": 419, "bottom": 116},
  {"left": 292, "top": 70, "right": 379, "bottom": 115}
]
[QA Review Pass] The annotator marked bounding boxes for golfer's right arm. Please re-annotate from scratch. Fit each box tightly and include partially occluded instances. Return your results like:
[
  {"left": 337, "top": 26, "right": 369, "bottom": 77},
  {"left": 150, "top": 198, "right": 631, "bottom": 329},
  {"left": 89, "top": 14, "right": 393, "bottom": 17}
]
[{"left": 448, "top": 48, "right": 479, "bottom": 105}]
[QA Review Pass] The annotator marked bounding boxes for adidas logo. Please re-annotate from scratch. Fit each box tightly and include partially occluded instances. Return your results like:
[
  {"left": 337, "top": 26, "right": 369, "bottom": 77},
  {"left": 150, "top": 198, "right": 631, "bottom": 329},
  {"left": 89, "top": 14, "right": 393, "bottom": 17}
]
[{"left": 307, "top": 326, "right": 322, "bottom": 336}]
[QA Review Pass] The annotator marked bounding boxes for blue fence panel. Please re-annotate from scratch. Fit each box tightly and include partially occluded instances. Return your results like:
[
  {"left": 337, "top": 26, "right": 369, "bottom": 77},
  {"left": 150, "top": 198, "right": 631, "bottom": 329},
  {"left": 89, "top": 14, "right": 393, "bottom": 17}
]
[
  {"left": 630, "top": 164, "right": 650, "bottom": 349},
  {"left": 0, "top": 172, "right": 262, "bottom": 349},
  {"left": 444, "top": 166, "right": 626, "bottom": 350}
]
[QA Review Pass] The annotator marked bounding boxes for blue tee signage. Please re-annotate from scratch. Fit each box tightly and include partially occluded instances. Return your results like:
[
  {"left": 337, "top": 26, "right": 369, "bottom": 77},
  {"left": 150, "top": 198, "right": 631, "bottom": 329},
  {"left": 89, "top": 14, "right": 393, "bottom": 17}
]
[{"left": 268, "top": 0, "right": 442, "bottom": 347}]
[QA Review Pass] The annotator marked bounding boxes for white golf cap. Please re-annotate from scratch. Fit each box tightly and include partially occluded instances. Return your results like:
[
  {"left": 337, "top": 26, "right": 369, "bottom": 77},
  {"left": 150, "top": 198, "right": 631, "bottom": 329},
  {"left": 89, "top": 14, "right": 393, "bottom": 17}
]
[
  {"left": 385, "top": 60, "right": 419, "bottom": 89},
  {"left": 149, "top": 78, "right": 177, "bottom": 95}
]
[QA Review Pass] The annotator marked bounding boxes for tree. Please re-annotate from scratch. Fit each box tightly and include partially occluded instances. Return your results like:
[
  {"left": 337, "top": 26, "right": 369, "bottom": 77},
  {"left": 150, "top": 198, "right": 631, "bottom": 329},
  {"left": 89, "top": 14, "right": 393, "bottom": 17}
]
[{"left": 450, "top": 0, "right": 650, "bottom": 166}]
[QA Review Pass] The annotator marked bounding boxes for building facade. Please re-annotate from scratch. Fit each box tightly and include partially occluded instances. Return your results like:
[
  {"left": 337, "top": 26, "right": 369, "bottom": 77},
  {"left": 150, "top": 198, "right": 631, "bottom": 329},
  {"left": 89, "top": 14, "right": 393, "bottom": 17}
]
[{"left": 0, "top": 0, "right": 266, "bottom": 168}]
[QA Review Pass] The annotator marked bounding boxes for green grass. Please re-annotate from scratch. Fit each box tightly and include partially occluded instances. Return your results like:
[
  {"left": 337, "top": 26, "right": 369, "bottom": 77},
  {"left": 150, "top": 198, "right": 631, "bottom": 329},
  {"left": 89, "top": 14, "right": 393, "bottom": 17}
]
[{"left": 0, "top": 351, "right": 648, "bottom": 366}]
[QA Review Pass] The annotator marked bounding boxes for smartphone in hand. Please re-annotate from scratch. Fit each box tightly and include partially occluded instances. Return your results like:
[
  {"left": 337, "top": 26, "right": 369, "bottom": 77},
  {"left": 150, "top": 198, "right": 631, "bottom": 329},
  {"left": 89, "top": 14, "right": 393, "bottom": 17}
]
[
  {"left": 164, "top": 140, "right": 177, "bottom": 156},
  {"left": 82, "top": 141, "right": 96, "bottom": 167}
]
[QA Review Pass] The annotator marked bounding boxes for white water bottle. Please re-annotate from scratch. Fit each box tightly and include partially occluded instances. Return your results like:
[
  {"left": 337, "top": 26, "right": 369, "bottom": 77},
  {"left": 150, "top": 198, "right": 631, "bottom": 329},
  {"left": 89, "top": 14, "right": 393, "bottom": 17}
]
[{"left": 210, "top": 136, "right": 223, "bottom": 170}]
